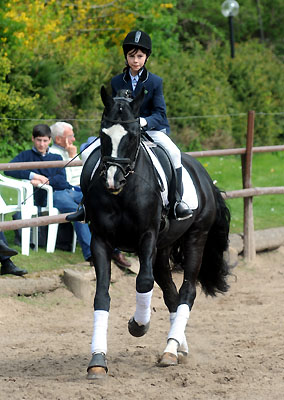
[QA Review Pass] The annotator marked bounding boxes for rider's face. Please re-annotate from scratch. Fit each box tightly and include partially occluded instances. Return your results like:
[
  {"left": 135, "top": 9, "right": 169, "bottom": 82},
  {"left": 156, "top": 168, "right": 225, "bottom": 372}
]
[{"left": 126, "top": 49, "right": 147, "bottom": 76}]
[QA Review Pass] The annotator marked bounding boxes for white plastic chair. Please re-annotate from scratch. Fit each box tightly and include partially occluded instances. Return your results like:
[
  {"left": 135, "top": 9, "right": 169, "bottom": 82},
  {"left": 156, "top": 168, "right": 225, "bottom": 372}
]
[
  {"left": 33, "top": 183, "right": 77, "bottom": 253},
  {"left": 33, "top": 182, "right": 60, "bottom": 253},
  {"left": 0, "top": 174, "right": 38, "bottom": 255},
  {"left": 0, "top": 174, "right": 77, "bottom": 255}
]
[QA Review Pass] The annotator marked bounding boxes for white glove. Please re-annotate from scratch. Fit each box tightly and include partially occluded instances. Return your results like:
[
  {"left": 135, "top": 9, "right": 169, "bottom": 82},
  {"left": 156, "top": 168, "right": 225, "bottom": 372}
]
[{"left": 139, "top": 117, "right": 147, "bottom": 127}]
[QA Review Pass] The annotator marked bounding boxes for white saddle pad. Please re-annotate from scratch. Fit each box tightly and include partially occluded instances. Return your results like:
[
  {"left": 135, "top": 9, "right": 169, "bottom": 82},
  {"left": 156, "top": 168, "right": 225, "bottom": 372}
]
[{"left": 143, "top": 143, "right": 198, "bottom": 210}]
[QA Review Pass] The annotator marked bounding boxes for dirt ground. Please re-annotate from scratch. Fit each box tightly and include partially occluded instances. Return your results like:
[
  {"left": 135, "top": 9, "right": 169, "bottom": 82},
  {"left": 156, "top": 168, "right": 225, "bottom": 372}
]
[{"left": 0, "top": 247, "right": 284, "bottom": 400}]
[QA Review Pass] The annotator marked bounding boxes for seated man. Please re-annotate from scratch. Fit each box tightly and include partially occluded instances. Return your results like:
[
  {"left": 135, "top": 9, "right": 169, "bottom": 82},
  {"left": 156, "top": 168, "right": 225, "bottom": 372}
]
[
  {"left": 49, "top": 122, "right": 83, "bottom": 186},
  {"left": 0, "top": 231, "right": 27, "bottom": 276},
  {"left": 5, "top": 124, "right": 93, "bottom": 264}
]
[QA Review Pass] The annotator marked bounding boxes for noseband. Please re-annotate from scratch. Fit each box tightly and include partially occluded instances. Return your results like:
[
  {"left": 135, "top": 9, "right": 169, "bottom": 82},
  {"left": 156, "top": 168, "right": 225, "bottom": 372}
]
[{"left": 101, "top": 155, "right": 136, "bottom": 178}]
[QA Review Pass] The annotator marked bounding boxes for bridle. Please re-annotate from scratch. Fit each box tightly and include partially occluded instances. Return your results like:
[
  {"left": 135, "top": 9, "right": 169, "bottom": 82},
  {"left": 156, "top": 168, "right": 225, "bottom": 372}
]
[
  {"left": 103, "top": 116, "right": 139, "bottom": 125},
  {"left": 100, "top": 113, "right": 141, "bottom": 181}
]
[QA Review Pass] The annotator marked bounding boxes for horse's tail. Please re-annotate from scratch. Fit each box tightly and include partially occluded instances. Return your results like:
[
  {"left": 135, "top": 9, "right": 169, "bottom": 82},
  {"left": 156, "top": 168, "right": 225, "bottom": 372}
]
[{"left": 198, "top": 185, "right": 231, "bottom": 296}]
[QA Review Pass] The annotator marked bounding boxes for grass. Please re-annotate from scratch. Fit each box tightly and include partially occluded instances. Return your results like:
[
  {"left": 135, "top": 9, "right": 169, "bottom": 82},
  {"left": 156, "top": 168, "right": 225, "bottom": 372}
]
[
  {"left": 0, "top": 160, "right": 88, "bottom": 272},
  {"left": 198, "top": 151, "right": 284, "bottom": 233},
  {"left": 1, "top": 152, "right": 283, "bottom": 273}
]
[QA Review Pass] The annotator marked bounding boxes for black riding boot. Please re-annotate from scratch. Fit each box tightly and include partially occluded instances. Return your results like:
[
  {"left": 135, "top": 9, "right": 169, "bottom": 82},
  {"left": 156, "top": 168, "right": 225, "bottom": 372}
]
[
  {"left": 174, "top": 167, "right": 193, "bottom": 221},
  {"left": 66, "top": 204, "right": 86, "bottom": 222},
  {"left": 0, "top": 240, "right": 18, "bottom": 257}
]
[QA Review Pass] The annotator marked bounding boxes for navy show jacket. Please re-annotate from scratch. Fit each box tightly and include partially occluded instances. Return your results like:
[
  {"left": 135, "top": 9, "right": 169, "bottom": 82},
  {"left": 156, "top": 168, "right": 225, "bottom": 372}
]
[{"left": 111, "top": 67, "right": 170, "bottom": 134}]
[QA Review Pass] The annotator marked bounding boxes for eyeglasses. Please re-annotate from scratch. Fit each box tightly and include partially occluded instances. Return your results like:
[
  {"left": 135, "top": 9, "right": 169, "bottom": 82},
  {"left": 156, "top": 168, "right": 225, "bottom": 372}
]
[{"left": 64, "top": 134, "right": 75, "bottom": 139}]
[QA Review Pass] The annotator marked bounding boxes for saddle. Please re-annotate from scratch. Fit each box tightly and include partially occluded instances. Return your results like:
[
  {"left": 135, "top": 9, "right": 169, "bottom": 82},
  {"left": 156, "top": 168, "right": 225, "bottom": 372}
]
[{"left": 80, "top": 138, "right": 177, "bottom": 216}]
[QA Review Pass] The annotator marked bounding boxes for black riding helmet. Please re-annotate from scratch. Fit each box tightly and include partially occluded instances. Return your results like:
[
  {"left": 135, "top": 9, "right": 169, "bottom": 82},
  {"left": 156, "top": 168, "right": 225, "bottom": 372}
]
[{"left": 123, "top": 30, "right": 152, "bottom": 58}]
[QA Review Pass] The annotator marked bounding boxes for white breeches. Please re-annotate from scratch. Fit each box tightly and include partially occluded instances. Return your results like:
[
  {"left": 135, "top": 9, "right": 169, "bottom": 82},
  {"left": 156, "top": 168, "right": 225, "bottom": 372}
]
[{"left": 146, "top": 130, "right": 182, "bottom": 169}]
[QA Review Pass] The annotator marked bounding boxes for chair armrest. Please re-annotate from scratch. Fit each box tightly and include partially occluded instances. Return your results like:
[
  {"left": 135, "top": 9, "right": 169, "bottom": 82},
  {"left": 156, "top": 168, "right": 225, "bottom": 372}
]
[
  {"left": 0, "top": 175, "right": 32, "bottom": 206},
  {"left": 34, "top": 183, "right": 54, "bottom": 210}
]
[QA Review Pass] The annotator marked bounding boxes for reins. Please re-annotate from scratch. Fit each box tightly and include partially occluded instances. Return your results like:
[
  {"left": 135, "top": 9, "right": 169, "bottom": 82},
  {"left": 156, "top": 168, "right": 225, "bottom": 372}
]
[
  {"left": 21, "top": 137, "right": 99, "bottom": 205},
  {"left": 103, "top": 116, "right": 139, "bottom": 125}
]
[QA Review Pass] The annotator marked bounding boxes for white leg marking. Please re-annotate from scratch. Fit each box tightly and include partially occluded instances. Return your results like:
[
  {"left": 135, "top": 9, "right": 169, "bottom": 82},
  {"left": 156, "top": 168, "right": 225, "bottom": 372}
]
[
  {"left": 134, "top": 289, "right": 153, "bottom": 326},
  {"left": 91, "top": 310, "right": 109, "bottom": 355},
  {"left": 169, "top": 312, "right": 189, "bottom": 355},
  {"left": 164, "top": 338, "right": 179, "bottom": 357},
  {"left": 164, "top": 304, "right": 190, "bottom": 354}
]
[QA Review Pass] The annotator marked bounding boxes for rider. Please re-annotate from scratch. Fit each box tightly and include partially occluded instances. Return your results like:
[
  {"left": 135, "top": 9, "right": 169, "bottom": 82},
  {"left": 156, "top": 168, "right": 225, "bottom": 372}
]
[
  {"left": 112, "top": 30, "right": 192, "bottom": 220},
  {"left": 67, "top": 30, "right": 192, "bottom": 222}
]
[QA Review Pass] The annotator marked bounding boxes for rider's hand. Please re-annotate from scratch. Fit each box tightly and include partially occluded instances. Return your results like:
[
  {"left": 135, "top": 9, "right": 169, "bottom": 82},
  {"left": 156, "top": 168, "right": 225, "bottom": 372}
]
[{"left": 140, "top": 117, "right": 147, "bottom": 128}]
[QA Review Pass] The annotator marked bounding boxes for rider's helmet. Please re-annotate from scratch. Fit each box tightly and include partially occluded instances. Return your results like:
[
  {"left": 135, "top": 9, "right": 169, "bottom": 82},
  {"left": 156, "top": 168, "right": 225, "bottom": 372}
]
[{"left": 123, "top": 30, "right": 152, "bottom": 58}]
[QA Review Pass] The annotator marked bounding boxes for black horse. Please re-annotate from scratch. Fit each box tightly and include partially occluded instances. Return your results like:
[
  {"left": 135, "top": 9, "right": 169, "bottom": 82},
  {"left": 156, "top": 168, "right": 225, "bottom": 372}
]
[{"left": 81, "top": 86, "right": 231, "bottom": 379}]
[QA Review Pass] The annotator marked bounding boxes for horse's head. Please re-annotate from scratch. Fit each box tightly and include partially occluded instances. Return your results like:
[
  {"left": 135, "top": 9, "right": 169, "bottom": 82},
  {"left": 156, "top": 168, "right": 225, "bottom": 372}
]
[{"left": 99, "top": 85, "right": 144, "bottom": 194}]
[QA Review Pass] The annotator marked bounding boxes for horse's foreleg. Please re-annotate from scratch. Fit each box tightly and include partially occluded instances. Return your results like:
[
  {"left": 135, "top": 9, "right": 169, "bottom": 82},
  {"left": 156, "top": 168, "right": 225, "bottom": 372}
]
[
  {"left": 87, "top": 235, "right": 112, "bottom": 379},
  {"left": 128, "top": 231, "right": 157, "bottom": 337},
  {"left": 153, "top": 249, "right": 188, "bottom": 365},
  {"left": 159, "top": 304, "right": 190, "bottom": 366},
  {"left": 160, "top": 232, "right": 208, "bottom": 367},
  {"left": 169, "top": 311, "right": 189, "bottom": 356}
]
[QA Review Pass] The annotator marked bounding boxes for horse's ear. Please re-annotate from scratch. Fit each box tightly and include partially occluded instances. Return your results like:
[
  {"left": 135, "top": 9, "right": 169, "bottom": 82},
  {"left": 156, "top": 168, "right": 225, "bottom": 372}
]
[
  {"left": 101, "top": 86, "right": 114, "bottom": 112},
  {"left": 131, "top": 87, "right": 145, "bottom": 117}
]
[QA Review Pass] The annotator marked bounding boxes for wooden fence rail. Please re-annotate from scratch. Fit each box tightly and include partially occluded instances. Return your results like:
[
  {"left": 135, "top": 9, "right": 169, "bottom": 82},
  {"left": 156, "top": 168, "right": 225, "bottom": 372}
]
[{"left": 0, "top": 111, "right": 283, "bottom": 260}]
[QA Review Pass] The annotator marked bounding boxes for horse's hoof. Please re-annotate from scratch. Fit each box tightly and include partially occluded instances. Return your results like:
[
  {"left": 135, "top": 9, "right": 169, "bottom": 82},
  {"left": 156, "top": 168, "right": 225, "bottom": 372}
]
[
  {"left": 87, "top": 366, "right": 107, "bottom": 380},
  {"left": 86, "top": 353, "right": 108, "bottom": 380},
  {"left": 128, "top": 317, "right": 150, "bottom": 337},
  {"left": 177, "top": 351, "right": 188, "bottom": 364},
  {"left": 158, "top": 352, "right": 178, "bottom": 367}
]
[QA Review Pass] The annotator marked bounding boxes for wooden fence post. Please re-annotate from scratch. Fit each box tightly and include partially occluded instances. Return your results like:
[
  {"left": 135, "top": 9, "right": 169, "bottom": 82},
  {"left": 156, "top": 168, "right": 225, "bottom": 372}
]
[{"left": 241, "top": 110, "right": 256, "bottom": 261}]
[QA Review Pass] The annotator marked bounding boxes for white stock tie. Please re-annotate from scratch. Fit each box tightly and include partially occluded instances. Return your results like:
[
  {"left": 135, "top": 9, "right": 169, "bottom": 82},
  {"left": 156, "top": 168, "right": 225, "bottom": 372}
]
[{"left": 132, "top": 76, "right": 138, "bottom": 91}]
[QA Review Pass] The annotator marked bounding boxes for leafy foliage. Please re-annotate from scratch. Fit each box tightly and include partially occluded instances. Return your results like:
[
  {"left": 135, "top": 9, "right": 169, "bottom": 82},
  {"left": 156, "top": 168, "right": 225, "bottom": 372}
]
[
  {"left": 0, "top": 52, "right": 39, "bottom": 157},
  {"left": 0, "top": 0, "right": 284, "bottom": 156},
  {"left": 153, "top": 40, "right": 284, "bottom": 149}
]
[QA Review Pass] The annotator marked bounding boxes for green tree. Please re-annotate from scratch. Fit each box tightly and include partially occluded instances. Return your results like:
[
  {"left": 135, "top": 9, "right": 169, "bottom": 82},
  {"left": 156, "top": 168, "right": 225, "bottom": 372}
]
[{"left": 0, "top": 52, "right": 39, "bottom": 156}]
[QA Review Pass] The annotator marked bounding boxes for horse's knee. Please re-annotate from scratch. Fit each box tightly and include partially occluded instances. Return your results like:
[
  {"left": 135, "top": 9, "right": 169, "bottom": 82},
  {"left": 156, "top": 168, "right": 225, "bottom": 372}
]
[
  {"left": 179, "top": 281, "right": 196, "bottom": 308},
  {"left": 94, "top": 293, "right": 111, "bottom": 311},
  {"left": 136, "top": 277, "right": 154, "bottom": 293}
]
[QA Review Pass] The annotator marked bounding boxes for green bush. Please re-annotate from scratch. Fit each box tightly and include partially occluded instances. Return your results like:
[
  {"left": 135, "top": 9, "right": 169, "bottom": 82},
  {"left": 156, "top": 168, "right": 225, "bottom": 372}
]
[
  {"left": 150, "top": 40, "right": 284, "bottom": 150},
  {"left": 1, "top": 1, "right": 284, "bottom": 157},
  {"left": 220, "top": 41, "right": 284, "bottom": 146},
  {"left": 0, "top": 53, "right": 39, "bottom": 157}
]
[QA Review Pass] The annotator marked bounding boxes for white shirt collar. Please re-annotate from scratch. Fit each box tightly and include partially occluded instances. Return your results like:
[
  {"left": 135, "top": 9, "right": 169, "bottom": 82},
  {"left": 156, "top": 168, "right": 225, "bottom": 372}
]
[{"left": 130, "top": 69, "right": 143, "bottom": 90}]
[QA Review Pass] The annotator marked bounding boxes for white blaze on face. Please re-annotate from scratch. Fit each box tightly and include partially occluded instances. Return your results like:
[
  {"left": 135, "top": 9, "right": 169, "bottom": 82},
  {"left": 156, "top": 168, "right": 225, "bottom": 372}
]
[{"left": 102, "top": 124, "right": 128, "bottom": 189}]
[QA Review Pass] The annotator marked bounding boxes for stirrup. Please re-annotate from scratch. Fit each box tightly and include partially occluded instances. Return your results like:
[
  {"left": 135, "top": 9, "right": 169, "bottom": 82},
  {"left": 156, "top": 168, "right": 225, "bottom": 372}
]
[
  {"left": 66, "top": 205, "right": 86, "bottom": 222},
  {"left": 174, "top": 201, "right": 193, "bottom": 221}
]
